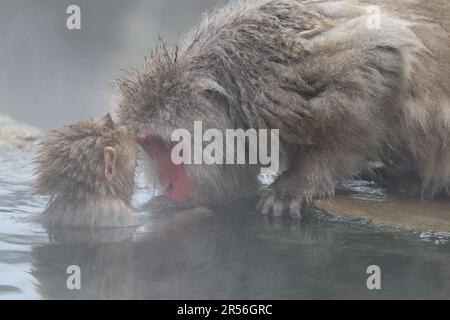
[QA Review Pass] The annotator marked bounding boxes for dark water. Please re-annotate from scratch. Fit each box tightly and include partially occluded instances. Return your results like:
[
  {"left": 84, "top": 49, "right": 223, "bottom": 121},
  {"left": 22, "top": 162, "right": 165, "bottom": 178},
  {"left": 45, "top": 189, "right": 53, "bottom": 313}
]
[{"left": 1, "top": 149, "right": 450, "bottom": 299}]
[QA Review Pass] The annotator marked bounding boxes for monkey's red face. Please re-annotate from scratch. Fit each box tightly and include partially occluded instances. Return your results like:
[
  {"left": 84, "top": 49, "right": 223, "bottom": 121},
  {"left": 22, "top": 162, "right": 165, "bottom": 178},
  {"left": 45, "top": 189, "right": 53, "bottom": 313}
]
[{"left": 137, "top": 134, "right": 192, "bottom": 205}]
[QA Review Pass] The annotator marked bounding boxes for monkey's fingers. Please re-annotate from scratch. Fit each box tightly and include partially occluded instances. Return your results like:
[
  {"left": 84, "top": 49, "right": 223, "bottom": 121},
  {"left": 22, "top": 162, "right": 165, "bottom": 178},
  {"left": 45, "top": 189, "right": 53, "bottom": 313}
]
[
  {"left": 260, "top": 194, "right": 276, "bottom": 215},
  {"left": 272, "top": 199, "right": 286, "bottom": 217},
  {"left": 258, "top": 191, "right": 286, "bottom": 216},
  {"left": 257, "top": 189, "right": 303, "bottom": 219},
  {"left": 256, "top": 194, "right": 268, "bottom": 212},
  {"left": 273, "top": 197, "right": 303, "bottom": 218},
  {"left": 288, "top": 199, "right": 303, "bottom": 219},
  {"left": 256, "top": 188, "right": 275, "bottom": 213}
]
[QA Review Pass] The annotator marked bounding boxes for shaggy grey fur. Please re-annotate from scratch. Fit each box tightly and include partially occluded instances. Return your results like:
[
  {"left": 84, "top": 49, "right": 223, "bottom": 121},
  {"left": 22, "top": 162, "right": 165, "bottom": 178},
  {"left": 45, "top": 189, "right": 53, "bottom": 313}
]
[
  {"left": 35, "top": 114, "right": 139, "bottom": 227},
  {"left": 117, "top": 0, "right": 450, "bottom": 217}
]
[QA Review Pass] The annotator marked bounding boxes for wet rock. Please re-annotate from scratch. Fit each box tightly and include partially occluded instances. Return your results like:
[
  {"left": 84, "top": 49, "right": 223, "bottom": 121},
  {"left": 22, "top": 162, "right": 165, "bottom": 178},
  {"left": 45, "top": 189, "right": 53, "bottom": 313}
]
[
  {"left": 314, "top": 181, "right": 450, "bottom": 233},
  {"left": 0, "top": 113, "right": 43, "bottom": 150}
]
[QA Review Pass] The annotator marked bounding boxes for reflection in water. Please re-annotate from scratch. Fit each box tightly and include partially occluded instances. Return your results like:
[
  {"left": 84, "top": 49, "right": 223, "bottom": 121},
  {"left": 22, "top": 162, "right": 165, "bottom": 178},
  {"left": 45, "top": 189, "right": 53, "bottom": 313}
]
[
  {"left": 32, "top": 237, "right": 136, "bottom": 299},
  {"left": 31, "top": 208, "right": 334, "bottom": 299},
  {"left": 30, "top": 206, "right": 450, "bottom": 299},
  {"left": 2, "top": 149, "right": 450, "bottom": 299}
]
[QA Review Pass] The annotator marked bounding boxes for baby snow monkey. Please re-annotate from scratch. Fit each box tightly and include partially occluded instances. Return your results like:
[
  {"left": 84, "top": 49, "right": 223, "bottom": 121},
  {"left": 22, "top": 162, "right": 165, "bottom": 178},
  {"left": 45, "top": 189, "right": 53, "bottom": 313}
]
[{"left": 35, "top": 114, "right": 139, "bottom": 227}]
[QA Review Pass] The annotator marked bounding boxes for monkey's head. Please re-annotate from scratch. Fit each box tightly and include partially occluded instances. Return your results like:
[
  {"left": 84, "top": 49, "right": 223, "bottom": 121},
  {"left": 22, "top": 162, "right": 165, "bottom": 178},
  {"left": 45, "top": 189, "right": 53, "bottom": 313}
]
[
  {"left": 35, "top": 114, "right": 138, "bottom": 203},
  {"left": 116, "top": 43, "right": 259, "bottom": 207}
]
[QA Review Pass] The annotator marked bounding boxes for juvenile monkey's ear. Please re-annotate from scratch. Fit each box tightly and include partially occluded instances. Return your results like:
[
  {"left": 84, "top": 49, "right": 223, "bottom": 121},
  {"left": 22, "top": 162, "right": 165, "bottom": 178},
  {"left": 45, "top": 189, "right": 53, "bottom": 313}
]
[
  {"left": 102, "top": 113, "right": 116, "bottom": 129},
  {"left": 103, "top": 146, "right": 117, "bottom": 182}
]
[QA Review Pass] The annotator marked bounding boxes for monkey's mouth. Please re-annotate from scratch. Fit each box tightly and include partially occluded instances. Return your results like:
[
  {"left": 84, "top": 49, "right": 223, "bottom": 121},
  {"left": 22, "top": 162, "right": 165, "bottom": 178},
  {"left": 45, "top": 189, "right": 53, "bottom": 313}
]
[{"left": 137, "top": 134, "right": 192, "bottom": 205}]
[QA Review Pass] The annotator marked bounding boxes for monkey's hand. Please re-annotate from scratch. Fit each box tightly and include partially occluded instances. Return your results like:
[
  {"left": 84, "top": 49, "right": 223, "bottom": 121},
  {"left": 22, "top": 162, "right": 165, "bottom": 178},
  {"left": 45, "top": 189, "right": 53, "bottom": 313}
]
[
  {"left": 256, "top": 147, "right": 341, "bottom": 218},
  {"left": 256, "top": 177, "right": 305, "bottom": 219}
]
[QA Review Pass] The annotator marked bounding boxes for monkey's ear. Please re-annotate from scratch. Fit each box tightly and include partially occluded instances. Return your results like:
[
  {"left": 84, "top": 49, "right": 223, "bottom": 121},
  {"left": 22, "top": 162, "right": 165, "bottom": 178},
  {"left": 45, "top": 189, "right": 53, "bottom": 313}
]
[
  {"left": 103, "top": 146, "right": 117, "bottom": 182},
  {"left": 102, "top": 113, "right": 116, "bottom": 129}
]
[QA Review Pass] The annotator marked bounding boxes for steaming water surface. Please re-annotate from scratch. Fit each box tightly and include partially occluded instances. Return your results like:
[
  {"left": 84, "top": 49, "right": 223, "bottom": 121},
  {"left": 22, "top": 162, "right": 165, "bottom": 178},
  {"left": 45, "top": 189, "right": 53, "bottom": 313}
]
[{"left": 1, "top": 148, "right": 450, "bottom": 299}]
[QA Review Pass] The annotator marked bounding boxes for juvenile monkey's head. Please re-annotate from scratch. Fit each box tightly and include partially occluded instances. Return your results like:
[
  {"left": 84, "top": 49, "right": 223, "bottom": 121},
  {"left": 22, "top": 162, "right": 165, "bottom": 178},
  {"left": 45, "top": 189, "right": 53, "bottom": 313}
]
[
  {"left": 35, "top": 114, "right": 139, "bottom": 227},
  {"left": 116, "top": 43, "right": 258, "bottom": 207},
  {"left": 35, "top": 114, "right": 138, "bottom": 200}
]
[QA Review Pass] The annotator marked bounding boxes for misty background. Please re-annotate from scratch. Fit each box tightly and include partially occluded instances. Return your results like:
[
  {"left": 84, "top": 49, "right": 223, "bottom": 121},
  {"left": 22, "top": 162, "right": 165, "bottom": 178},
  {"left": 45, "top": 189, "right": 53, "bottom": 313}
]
[{"left": 0, "top": 0, "right": 224, "bottom": 132}]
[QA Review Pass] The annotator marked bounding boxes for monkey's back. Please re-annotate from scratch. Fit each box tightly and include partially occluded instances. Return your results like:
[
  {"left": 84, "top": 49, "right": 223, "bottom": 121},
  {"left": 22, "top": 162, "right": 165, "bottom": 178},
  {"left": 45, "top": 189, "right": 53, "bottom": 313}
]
[
  {"left": 361, "top": 0, "right": 450, "bottom": 30},
  {"left": 183, "top": 0, "right": 450, "bottom": 194}
]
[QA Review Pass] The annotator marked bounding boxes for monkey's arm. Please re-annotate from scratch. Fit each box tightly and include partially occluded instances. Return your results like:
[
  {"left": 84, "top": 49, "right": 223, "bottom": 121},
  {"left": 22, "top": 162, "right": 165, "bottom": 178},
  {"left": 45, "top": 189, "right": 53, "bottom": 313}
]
[
  {"left": 257, "top": 86, "right": 389, "bottom": 217},
  {"left": 257, "top": 23, "right": 410, "bottom": 217},
  {"left": 258, "top": 137, "right": 374, "bottom": 217}
]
